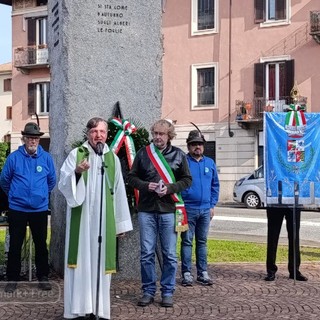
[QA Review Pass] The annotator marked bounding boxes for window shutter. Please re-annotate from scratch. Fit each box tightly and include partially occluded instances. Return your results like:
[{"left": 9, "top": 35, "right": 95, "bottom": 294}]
[
  {"left": 254, "top": 0, "right": 265, "bottom": 23},
  {"left": 4, "top": 79, "right": 12, "bottom": 92},
  {"left": 285, "top": 60, "right": 294, "bottom": 103},
  {"left": 28, "top": 83, "right": 36, "bottom": 115},
  {"left": 6, "top": 106, "right": 12, "bottom": 120},
  {"left": 275, "top": 0, "right": 286, "bottom": 20},
  {"left": 27, "top": 19, "right": 36, "bottom": 46},
  {"left": 254, "top": 63, "right": 265, "bottom": 98}
]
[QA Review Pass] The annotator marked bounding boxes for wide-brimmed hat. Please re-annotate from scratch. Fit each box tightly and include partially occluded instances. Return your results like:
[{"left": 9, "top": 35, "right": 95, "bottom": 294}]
[
  {"left": 21, "top": 122, "right": 44, "bottom": 136},
  {"left": 186, "top": 130, "right": 206, "bottom": 144}
]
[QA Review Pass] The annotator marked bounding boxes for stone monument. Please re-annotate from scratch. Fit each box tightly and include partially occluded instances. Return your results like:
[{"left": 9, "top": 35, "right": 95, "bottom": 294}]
[{"left": 47, "top": 0, "right": 163, "bottom": 278}]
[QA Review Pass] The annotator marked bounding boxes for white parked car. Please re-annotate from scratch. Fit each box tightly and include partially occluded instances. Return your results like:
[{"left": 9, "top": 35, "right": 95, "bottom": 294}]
[{"left": 233, "top": 166, "right": 265, "bottom": 209}]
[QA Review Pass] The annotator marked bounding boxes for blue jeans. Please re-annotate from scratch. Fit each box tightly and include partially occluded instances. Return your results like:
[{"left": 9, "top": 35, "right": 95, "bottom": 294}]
[
  {"left": 181, "top": 208, "right": 210, "bottom": 276},
  {"left": 138, "top": 211, "right": 177, "bottom": 297}
]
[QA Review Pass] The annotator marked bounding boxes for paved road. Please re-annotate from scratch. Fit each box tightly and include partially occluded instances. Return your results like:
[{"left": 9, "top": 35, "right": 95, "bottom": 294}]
[
  {"left": 1, "top": 204, "right": 320, "bottom": 319},
  {"left": 0, "top": 263, "right": 320, "bottom": 320},
  {"left": 210, "top": 205, "right": 320, "bottom": 247}
]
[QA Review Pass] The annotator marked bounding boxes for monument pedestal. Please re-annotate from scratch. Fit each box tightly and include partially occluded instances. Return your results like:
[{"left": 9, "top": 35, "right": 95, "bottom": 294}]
[{"left": 48, "top": 0, "right": 163, "bottom": 278}]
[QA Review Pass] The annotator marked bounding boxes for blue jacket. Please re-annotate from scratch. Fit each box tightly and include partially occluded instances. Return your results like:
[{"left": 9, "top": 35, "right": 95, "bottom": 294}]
[
  {"left": 181, "top": 154, "right": 219, "bottom": 209},
  {"left": 0, "top": 145, "right": 56, "bottom": 212}
]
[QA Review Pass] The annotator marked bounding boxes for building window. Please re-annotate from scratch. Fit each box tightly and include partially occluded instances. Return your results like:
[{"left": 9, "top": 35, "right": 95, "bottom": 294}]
[
  {"left": 203, "top": 141, "right": 216, "bottom": 161},
  {"left": 254, "top": 58, "right": 294, "bottom": 112},
  {"left": 36, "top": 0, "right": 48, "bottom": 6},
  {"left": 28, "top": 17, "right": 48, "bottom": 47},
  {"left": 4, "top": 79, "right": 12, "bottom": 92},
  {"left": 28, "top": 82, "right": 50, "bottom": 115},
  {"left": 255, "top": 0, "right": 289, "bottom": 25},
  {"left": 198, "top": 0, "right": 214, "bottom": 30},
  {"left": 191, "top": 63, "right": 218, "bottom": 109},
  {"left": 6, "top": 106, "right": 12, "bottom": 120},
  {"left": 192, "top": 0, "right": 218, "bottom": 35},
  {"left": 39, "top": 138, "right": 50, "bottom": 152}
]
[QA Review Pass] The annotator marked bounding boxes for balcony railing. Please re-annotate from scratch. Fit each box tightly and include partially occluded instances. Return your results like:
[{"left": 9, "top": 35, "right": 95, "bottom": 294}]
[
  {"left": 235, "top": 97, "right": 307, "bottom": 123},
  {"left": 14, "top": 45, "right": 49, "bottom": 69},
  {"left": 310, "top": 11, "right": 320, "bottom": 44}
]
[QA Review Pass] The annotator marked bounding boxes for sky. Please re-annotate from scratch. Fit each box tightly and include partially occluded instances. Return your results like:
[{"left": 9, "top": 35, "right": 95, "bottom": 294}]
[{"left": 0, "top": 4, "right": 12, "bottom": 65}]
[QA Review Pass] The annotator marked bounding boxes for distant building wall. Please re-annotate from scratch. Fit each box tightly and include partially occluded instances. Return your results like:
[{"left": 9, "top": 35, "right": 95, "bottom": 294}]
[
  {"left": 0, "top": 63, "right": 12, "bottom": 143},
  {"left": 162, "top": 0, "right": 320, "bottom": 202}
]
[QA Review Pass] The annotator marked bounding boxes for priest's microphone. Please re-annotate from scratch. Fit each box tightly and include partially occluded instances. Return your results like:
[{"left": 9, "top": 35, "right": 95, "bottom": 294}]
[{"left": 96, "top": 142, "right": 113, "bottom": 195}]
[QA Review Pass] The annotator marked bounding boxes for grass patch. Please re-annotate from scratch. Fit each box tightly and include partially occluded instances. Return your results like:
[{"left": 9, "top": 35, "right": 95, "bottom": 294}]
[
  {"left": 177, "top": 238, "right": 320, "bottom": 263},
  {"left": 1, "top": 229, "right": 319, "bottom": 266}
]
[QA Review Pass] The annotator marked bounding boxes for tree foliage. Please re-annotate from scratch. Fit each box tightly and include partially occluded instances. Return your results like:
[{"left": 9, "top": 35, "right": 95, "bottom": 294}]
[{"left": 0, "top": 142, "right": 10, "bottom": 172}]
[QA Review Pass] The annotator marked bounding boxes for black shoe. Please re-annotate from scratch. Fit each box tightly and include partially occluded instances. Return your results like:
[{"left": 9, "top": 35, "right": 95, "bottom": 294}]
[
  {"left": 161, "top": 296, "right": 173, "bottom": 308},
  {"left": 38, "top": 276, "right": 52, "bottom": 290},
  {"left": 137, "top": 294, "right": 154, "bottom": 307},
  {"left": 289, "top": 273, "right": 308, "bottom": 281},
  {"left": 264, "top": 273, "right": 275, "bottom": 281},
  {"left": 5, "top": 282, "right": 17, "bottom": 293}
]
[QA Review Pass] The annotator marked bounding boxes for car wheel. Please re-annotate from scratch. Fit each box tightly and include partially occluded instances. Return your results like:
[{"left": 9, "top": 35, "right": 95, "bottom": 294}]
[{"left": 244, "top": 192, "right": 261, "bottom": 209}]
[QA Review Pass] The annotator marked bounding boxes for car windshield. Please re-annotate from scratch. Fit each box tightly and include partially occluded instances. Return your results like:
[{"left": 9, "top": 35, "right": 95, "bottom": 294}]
[{"left": 254, "top": 166, "right": 264, "bottom": 179}]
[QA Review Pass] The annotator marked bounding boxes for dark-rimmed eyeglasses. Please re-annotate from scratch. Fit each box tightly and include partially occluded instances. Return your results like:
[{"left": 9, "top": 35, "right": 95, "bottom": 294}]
[
  {"left": 25, "top": 136, "right": 40, "bottom": 141},
  {"left": 152, "top": 131, "right": 168, "bottom": 137},
  {"left": 189, "top": 142, "right": 204, "bottom": 147}
]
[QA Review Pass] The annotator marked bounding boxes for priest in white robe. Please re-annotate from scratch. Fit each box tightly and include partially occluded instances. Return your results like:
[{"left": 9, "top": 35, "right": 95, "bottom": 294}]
[{"left": 59, "top": 117, "right": 133, "bottom": 319}]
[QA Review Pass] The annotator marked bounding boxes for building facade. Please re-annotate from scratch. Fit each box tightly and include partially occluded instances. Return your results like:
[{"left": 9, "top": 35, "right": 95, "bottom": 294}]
[
  {"left": 162, "top": 0, "right": 320, "bottom": 200},
  {"left": 0, "top": 0, "right": 50, "bottom": 151},
  {"left": 2, "top": 0, "right": 320, "bottom": 201},
  {"left": 0, "top": 62, "right": 12, "bottom": 142}
]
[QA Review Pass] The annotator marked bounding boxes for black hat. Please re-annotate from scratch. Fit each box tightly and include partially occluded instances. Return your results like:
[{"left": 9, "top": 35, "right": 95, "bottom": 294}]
[
  {"left": 186, "top": 130, "right": 206, "bottom": 144},
  {"left": 21, "top": 122, "right": 44, "bottom": 136}
]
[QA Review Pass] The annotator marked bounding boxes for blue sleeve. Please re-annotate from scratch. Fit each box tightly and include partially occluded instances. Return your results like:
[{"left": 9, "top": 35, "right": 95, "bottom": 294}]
[
  {"left": 47, "top": 155, "right": 57, "bottom": 192},
  {"left": 210, "top": 160, "right": 220, "bottom": 207},
  {"left": 0, "top": 156, "right": 13, "bottom": 195}
]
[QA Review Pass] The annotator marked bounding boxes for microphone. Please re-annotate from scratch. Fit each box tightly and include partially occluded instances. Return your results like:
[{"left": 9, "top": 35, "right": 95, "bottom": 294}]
[{"left": 96, "top": 142, "right": 104, "bottom": 156}]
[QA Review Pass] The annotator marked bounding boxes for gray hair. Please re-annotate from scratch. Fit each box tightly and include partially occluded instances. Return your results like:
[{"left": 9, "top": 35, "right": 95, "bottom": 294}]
[
  {"left": 150, "top": 119, "right": 176, "bottom": 141},
  {"left": 85, "top": 117, "right": 108, "bottom": 134}
]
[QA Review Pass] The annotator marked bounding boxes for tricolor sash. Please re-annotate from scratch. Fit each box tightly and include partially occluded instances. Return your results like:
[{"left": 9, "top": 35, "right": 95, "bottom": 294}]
[
  {"left": 68, "top": 145, "right": 116, "bottom": 274},
  {"left": 146, "top": 143, "right": 188, "bottom": 232}
]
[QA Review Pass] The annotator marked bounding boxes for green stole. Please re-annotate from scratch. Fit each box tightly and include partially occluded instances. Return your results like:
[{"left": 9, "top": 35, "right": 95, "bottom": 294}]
[{"left": 67, "top": 146, "right": 117, "bottom": 274}]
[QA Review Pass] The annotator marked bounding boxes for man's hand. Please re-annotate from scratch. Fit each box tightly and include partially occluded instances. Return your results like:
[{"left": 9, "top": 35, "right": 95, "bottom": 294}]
[
  {"left": 157, "top": 185, "right": 167, "bottom": 198},
  {"left": 148, "top": 181, "right": 167, "bottom": 197},
  {"left": 75, "top": 159, "right": 90, "bottom": 174},
  {"left": 210, "top": 208, "right": 214, "bottom": 220},
  {"left": 148, "top": 182, "right": 159, "bottom": 192}
]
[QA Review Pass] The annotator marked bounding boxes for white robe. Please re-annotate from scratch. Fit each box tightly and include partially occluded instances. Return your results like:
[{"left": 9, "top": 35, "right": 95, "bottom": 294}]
[{"left": 58, "top": 141, "right": 133, "bottom": 319}]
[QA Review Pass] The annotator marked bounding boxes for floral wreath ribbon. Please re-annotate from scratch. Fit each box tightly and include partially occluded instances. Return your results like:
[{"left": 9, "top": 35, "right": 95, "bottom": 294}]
[
  {"left": 285, "top": 104, "right": 306, "bottom": 127},
  {"left": 109, "top": 117, "right": 139, "bottom": 201},
  {"left": 146, "top": 143, "right": 189, "bottom": 232},
  {"left": 109, "top": 117, "right": 137, "bottom": 163}
]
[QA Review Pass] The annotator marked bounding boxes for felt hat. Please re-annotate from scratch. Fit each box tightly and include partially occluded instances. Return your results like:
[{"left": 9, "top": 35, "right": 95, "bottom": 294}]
[
  {"left": 21, "top": 122, "right": 44, "bottom": 136},
  {"left": 186, "top": 129, "right": 206, "bottom": 144}
]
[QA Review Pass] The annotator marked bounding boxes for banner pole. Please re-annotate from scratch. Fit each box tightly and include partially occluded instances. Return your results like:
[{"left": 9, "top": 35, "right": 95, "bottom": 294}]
[{"left": 292, "top": 181, "right": 299, "bottom": 285}]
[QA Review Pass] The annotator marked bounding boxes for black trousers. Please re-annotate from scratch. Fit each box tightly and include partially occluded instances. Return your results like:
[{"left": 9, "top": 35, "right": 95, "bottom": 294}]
[
  {"left": 6, "top": 210, "right": 49, "bottom": 281},
  {"left": 266, "top": 207, "right": 301, "bottom": 275}
]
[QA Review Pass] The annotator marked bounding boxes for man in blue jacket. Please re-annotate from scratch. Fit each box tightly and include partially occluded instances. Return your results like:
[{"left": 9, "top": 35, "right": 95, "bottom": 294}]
[
  {"left": 0, "top": 122, "right": 56, "bottom": 293},
  {"left": 180, "top": 129, "right": 219, "bottom": 286}
]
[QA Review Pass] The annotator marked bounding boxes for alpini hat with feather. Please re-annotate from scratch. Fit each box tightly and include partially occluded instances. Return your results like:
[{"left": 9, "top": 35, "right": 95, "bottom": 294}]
[
  {"left": 186, "top": 122, "right": 206, "bottom": 144},
  {"left": 21, "top": 122, "right": 44, "bottom": 136}
]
